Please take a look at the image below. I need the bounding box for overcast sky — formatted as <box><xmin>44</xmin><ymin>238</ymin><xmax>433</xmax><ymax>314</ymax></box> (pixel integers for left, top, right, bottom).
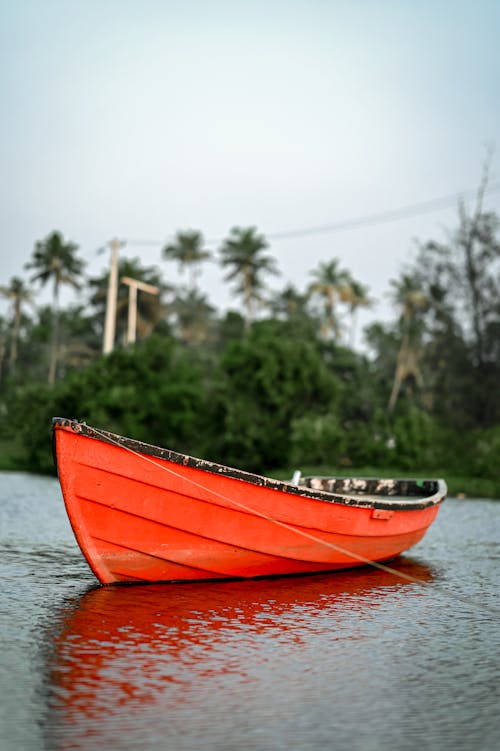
<box><xmin>1</xmin><ymin>0</ymin><xmax>499</xmax><ymax>338</ymax></box>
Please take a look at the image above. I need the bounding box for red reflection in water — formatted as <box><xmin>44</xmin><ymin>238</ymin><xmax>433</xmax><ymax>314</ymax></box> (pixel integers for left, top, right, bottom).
<box><xmin>47</xmin><ymin>560</ymin><xmax>434</xmax><ymax>746</ymax></box>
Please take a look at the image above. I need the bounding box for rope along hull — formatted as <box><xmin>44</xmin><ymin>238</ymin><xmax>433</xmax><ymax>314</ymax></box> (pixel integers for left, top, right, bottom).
<box><xmin>52</xmin><ymin>418</ymin><xmax>446</xmax><ymax>585</ymax></box>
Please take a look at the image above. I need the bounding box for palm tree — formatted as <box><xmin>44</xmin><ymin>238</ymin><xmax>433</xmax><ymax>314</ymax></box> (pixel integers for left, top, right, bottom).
<box><xmin>55</xmin><ymin>305</ymin><xmax>102</xmax><ymax>374</ymax></box>
<box><xmin>0</xmin><ymin>276</ymin><xmax>33</xmax><ymax>377</ymax></box>
<box><xmin>387</xmin><ymin>273</ymin><xmax>428</xmax><ymax>412</ymax></box>
<box><xmin>342</xmin><ymin>277</ymin><xmax>374</xmax><ymax>348</ymax></box>
<box><xmin>170</xmin><ymin>288</ymin><xmax>217</xmax><ymax>345</ymax></box>
<box><xmin>269</xmin><ymin>284</ymin><xmax>308</xmax><ymax>320</ymax></box>
<box><xmin>219</xmin><ymin>227</ymin><xmax>280</xmax><ymax>326</ymax></box>
<box><xmin>25</xmin><ymin>231</ymin><xmax>84</xmax><ymax>385</ymax></box>
<box><xmin>307</xmin><ymin>259</ymin><xmax>351</xmax><ymax>340</ymax></box>
<box><xmin>162</xmin><ymin>230</ymin><xmax>211</xmax><ymax>291</ymax></box>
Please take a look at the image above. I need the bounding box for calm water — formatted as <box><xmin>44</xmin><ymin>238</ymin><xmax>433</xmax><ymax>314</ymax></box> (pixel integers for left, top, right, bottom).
<box><xmin>0</xmin><ymin>472</ymin><xmax>498</xmax><ymax>751</ymax></box>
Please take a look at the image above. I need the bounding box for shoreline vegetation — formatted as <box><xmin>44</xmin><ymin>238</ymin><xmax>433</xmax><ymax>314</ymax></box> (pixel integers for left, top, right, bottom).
<box><xmin>1</xmin><ymin>174</ymin><xmax>499</xmax><ymax>499</ymax></box>
<box><xmin>0</xmin><ymin>438</ymin><xmax>498</xmax><ymax>501</ymax></box>
<box><xmin>0</xmin><ymin>459</ymin><xmax>497</xmax><ymax>502</ymax></box>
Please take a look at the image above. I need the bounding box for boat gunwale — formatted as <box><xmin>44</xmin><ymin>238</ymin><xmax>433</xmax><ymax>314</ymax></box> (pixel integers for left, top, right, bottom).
<box><xmin>52</xmin><ymin>417</ymin><xmax>447</xmax><ymax>511</ymax></box>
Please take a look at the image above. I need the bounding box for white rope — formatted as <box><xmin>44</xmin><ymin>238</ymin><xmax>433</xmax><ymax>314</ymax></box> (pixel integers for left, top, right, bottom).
<box><xmin>79</xmin><ymin>425</ymin><xmax>499</xmax><ymax>614</ymax></box>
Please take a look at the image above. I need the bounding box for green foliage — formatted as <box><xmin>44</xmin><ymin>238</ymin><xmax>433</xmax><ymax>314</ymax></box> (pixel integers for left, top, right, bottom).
<box><xmin>170</xmin><ymin>288</ymin><xmax>217</xmax><ymax>345</ymax></box>
<box><xmin>469</xmin><ymin>424</ymin><xmax>500</xmax><ymax>481</ymax></box>
<box><xmin>219</xmin><ymin>226</ymin><xmax>280</xmax><ymax>323</ymax></box>
<box><xmin>307</xmin><ymin>258</ymin><xmax>352</xmax><ymax>340</ymax></box>
<box><xmin>209</xmin><ymin>320</ymin><xmax>341</xmax><ymax>471</ymax></box>
<box><xmin>215</xmin><ymin>310</ymin><xmax>246</xmax><ymax>347</ymax></box>
<box><xmin>24</xmin><ymin>231</ymin><xmax>85</xmax><ymax>385</ymax></box>
<box><xmin>65</xmin><ymin>336</ymin><xmax>206</xmax><ymax>452</ymax></box>
<box><xmin>342</xmin><ymin>410</ymin><xmax>394</xmax><ymax>468</ymax></box>
<box><xmin>162</xmin><ymin>230</ymin><xmax>211</xmax><ymax>292</ymax></box>
<box><xmin>413</xmin><ymin>199</ymin><xmax>500</xmax><ymax>428</ymax></box>
<box><xmin>289</xmin><ymin>413</ymin><xmax>346</xmax><ymax>467</ymax></box>
<box><xmin>1</xmin><ymin>205</ymin><xmax>500</xmax><ymax>496</ymax></box>
<box><xmin>25</xmin><ymin>231</ymin><xmax>84</xmax><ymax>290</ymax></box>
<box><xmin>7</xmin><ymin>383</ymin><xmax>59</xmax><ymax>473</ymax></box>
<box><xmin>390</xmin><ymin>407</ymin><xmax>445</xmax><ymax>470</ymax></box>
<box><xmin>5</xmin><ymin>336</ymin><xmax>207</xmax><ymax>473</ymax></box>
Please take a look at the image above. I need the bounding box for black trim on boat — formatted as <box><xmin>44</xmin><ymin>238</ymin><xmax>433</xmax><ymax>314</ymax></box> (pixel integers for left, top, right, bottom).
<box><xmin>52</xmin><ymin>418</ymin><xmax>447</xmax><ymax>511</ymax></box>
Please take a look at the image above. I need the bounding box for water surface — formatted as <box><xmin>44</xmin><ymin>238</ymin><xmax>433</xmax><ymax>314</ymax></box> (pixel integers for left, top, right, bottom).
<box><xmin>0</xmin><ymin>472</ymin><xmax>498</xmax><ymax>750</ymax></box>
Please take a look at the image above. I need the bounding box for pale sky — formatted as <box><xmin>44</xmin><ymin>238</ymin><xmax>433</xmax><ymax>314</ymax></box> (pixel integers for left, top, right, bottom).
<box><xmin>1</xmin><ymin>0</ymin><xmax>499</xmax><ymax>338</ymax></box>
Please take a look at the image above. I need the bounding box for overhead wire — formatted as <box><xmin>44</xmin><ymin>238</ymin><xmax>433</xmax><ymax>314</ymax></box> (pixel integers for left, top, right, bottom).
<box><xmin>119</xmin><ymin>180</ymin><xmax>500</xmax><ymax>249</ymax></box>
<box><xmin>265</xmin><ymin>181</ymin><xmax>500</xmax><ymax>240</ymax></box>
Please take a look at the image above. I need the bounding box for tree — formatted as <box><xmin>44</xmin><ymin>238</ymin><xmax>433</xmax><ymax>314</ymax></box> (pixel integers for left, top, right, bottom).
<box><xmin>0</xmin><ymin>276</ymin><xmax>33</xmax><ymax>377</ymax></box>
<box><xmin>162</xmin><ymin>230</ymin><xmax>211</xmax><ymax>292</ymax></box>
<box><xmin>307</xmin><ymin>259</ymin><xmax>351</xmax><ymax>340</ymax></box>
<box><xmin>418</xmin><ymin>189</ymin><xmax>500</xmax><ymax>366</ymax></box>
<box><xmin>342</xmin><ymin>277</ymin><xmax>374</xmax><ymax>348</ymax></box>
<box><xmin>170</xmin><ymin>288</ymin><xmax>217</xmax><ymax>345</ymax></box>
<box><xmin>268</xmin><ymin>284</ymin><xmax>318</xmax><ymax>338</ymax></box>
<box><xmin>413</xmin><ymin>160</ymin><xmax>500</xmax><ymax>426</ymax></box>
<box><xmin>455</xmin><ymin>155</ymin><xmax>500</xmax><ymax>368</ymax></box>
<box><xmin>0</xmin><ymin>316</ymin><xmax>7</xmax><ymax>383</ymax></box>
<box><xmin>364</xmin><ymin>321</ymin><xmax>400</xmax><ymax>394</ymax></box>
<box><xmin>25</xmin><ymin>231</ymin><xmax>84</xmax><ymax>385</ymax></box>
<box><xmin>209</xmin><ymin>320</ymin><xmax>341</xmax><ymax>471</ymax></box>
<box><xmin>219</xmin><ymin>227</ymin><xmax>280</xmax><ymax>326</ymax></box>
<box><xmin>55</xmin><ymin>305</ymin><xmax>102</xmax><ymax>374</ymax></box>
<box><xmin>269</xmin><ymin>283</ymin><xmax>309</xmax><ymax>319</ymax></box>
<box><xmin>387</xmin><ymin>272</ymin><xmax>428</xmax><ymax>413</ymax></box>
<box><xmin>8</xmin><ymin>335</ymin><xmax>209</xmax><ymax>472</ymax></box>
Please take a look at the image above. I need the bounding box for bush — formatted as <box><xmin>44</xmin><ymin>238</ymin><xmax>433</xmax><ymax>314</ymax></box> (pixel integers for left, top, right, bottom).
<box><xmin>289</xmin><ymin>413</ymin><xmax>346</xmax><ymax>467</ymax></box>
<box><xmin>391</xmin><ymin>407</ymin><xmax>444</xmax><ymax>470</ymax></box>
<box><xmin>470</xmin><ymin>425</ymin><xmax>500</xmax><ymax>481</ymax></box>
<box><xmin>210</xmin><ymin>321</ymin><xmax>342</xmax><ymax>471</ymax></box>
<box><xmin>6</xmin><ymin>336</ymin><xmax>209</xmax><ymax>472</ymax></box>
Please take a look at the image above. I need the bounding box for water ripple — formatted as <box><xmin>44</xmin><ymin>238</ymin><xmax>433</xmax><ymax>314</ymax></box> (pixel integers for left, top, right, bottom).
<box><xmin>0</xmin><ymin>475</ymin><xmax>499</xmax><ymax>751</ymax></box>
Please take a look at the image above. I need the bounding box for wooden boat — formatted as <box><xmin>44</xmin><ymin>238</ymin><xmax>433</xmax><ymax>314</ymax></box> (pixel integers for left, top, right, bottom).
<box><xmin>52</xmin><ymin>418</ymin><xmax>447</xmax><ymax>585</ymax></box>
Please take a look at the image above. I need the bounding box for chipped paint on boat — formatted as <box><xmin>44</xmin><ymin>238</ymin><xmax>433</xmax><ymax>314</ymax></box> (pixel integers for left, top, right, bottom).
<box><xmin>52</xmin><ymin>418</ymin><xmax>447</xmax><ymax>585</ymax></box>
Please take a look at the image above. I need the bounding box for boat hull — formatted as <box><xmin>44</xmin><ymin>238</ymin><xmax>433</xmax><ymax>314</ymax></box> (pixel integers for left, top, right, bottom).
<box><xmin>52</xmin><ymin>419</ymin><xmax>446</xmax><ymax>585</ymax></box>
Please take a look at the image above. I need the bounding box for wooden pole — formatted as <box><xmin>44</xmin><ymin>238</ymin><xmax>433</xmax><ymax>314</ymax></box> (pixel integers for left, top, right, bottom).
<box><xmin>127</xmin><ymin>284</ymin><xmax>137</xmax><ymax>344</ymax></box>
<box><xmin>121</xmin><ymin>276</ymin><xmax>159</xmax><ymax>345</ymax></box>
<box><xmin>103</xmin><ymin>238</ymin><xmax>125</xmax><ymax>354</ymax></box>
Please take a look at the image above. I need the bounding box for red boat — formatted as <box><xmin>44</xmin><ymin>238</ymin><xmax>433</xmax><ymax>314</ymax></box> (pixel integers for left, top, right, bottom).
<box><xmin>52</xmin><ymin>417</ymin><xmax>447</xmax><ymax>585</ymax></box>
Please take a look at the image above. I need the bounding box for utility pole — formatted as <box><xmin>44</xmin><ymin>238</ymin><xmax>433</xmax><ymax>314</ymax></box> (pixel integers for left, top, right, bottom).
<box><xmin>121</xmin><ymin>276</ymin><xmax>160</xmax><ymax>345</ymax></box>
<box><xmin>103</xmin><ymin>238</ymin><xmax>126</xmax><ymax>354</ymax></box>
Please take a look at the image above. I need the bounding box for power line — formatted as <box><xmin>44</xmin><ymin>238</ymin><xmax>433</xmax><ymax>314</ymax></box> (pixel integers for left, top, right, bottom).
<box><xmin>119</xmin><ymin>180</ymin><xmax>500</xmax><ymax>249</ymax></box>
<box><xmin>266</xmin><ymin>181</ymin><xmax>500</xmax><ymax>240</ymax></box>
